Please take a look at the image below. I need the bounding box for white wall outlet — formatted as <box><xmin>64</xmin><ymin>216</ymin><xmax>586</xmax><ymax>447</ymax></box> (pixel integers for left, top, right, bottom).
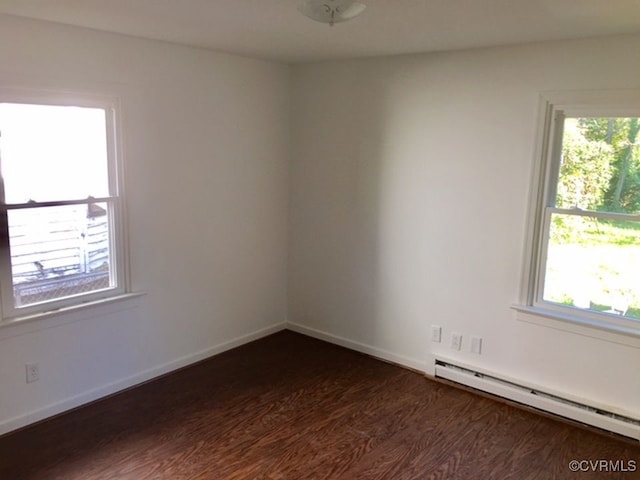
<box><xmin>25</xmin><ymin>363</ymin><xmax>39</xmax><ymax>383</ymax></box>
<box><xmin>430</xmin><ymin>325</ymin><xmax>442</xmax><ymax>343</ymax></box>
<box><xmin>451</xmin><ymin>332</ymin><xmax>462</xmax><ymax>351</ymax></box>
<box><xmin>471</xmin><ymin>336</ymin><xmax>483</xmax><ymax>354</ymax></box>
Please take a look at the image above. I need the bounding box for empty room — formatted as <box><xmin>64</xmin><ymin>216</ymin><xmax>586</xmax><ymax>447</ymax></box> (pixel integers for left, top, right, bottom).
<box><xmin>0</xmin><ymin>1</ymin><xmax>639</xmax><ymax>478</ymax></box>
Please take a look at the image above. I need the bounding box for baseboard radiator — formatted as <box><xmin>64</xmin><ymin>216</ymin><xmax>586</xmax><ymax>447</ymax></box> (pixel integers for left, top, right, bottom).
<box><xmin>434</xmin><ymin>360</ymin><xmax>640</xmax><ymax>442</ymax></box>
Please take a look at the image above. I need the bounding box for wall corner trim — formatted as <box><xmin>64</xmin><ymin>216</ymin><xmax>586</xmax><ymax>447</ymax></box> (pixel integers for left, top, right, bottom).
<box><xmin>286</xmin><ymin>321</ymin><xmax>426</xmax><ymax>373</ymax></box>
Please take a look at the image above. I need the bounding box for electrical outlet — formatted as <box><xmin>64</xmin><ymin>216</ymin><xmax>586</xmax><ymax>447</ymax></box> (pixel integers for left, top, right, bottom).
<box><xmin>430</xmin><ymin>325</ymin><xmax>442</xmax><ymax>343</ymax></box>
<box><xmin>471</xmin><ymin>336</ymin><xmax>483</xmax><ymax>354</ymax></box>
<box><xmin>25</xmin><ymin>363</ymin><xmax>39</xmax><ymax>383</ymax></box>
<box><xmin>450</xmin><ymin>332</ymin><xmax>462</xmax><ymax>351</ymax></box>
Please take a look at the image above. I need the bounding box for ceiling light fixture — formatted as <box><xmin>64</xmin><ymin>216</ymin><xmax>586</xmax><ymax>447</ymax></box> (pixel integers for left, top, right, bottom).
<box><xmin>298</xmin><ymin>0</ymin><xmax>366</xmax><ymax>27</ymax></box>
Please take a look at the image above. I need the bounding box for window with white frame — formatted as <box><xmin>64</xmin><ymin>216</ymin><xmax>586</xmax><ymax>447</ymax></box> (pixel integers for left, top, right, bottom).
<box><xmin>0</xmin><ymin>93</ymin><xmax>126</xmax><ymax>319</ymax></box>
<box><xmin>523</xmin><ymin>91</ymin><xmax>640</xmax><ymax>333</ymax></box>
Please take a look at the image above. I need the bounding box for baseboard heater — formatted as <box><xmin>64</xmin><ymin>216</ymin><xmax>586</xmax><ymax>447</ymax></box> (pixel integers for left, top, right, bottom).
<box><xmin>434</xmin><ymin>360</ymin><xmax>640</xmax><ymax>442</ymax></box>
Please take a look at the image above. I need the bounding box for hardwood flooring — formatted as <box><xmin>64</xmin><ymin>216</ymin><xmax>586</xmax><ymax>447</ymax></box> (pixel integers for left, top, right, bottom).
<box><xmin>0</xmin><ymin>330</ymin><xmax>637</xmax><ymax>479</ymax></box>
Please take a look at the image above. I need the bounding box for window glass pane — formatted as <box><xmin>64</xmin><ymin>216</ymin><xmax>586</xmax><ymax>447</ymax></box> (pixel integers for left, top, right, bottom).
<box><xmin>8</xmin><ymin>203</ymin><xmax>113</xmax><ymax>308</ymax></box>
<box><xmin>0</xmin><ymin>103</ymin><xmax>110</xmax><ymax>203</ymax></box>
<box><xmin>544</xmin><ymin>213</ymin><xmax>640</xmax><ymax>320</ymax></box>
<box><xmin>557</xmin><ymin>117</ymin><xmax>640</xmax><ymax>214</ymax></box>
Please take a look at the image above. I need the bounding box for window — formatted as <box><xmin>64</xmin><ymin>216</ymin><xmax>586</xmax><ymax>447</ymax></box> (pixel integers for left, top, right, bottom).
<box><xmin>522</xmin><ymin>91</ymin><xmax>640</xmax><ymax>334</ymax></box>
<box><xmin>0</xmin><ymin>93</ymin><xmax>126</xmax><ymax>319</ymax></box>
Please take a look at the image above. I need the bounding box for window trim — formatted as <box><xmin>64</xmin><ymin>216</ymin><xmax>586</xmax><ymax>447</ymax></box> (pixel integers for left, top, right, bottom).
<box><xmin>0</xmin><ymin>89</ymin><xmax>129</xmax><ymax>321</ymax></box>
<box><xmin>517</xmin><ymin>90</ymin><xmax>640</xmax><ymax>337</ymax></box>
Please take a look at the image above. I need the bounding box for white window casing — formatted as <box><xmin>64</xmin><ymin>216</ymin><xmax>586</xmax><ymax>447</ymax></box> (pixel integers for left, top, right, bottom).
<box><xmin>515</xmin><ymin>90</ymin><xmax>640</xmax><ymax>340</ymax></box>
<box><xmin>0</xmin><ymin>88</ymin><xmax>129</xmax><ymax>321</ymax></box>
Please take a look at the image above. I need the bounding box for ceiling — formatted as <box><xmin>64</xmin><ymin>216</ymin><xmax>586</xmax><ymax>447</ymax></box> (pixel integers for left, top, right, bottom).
<box><xmin>1</xmin><ymin>0</ymin><xmax>640</xmax><ymax>63</ymax></box>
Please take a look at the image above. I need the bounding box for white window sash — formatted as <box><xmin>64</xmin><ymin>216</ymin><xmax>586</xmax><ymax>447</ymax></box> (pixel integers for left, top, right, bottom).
<box><xmin>0</xmin><ymin>93</ymin><xmax>127</xmax><ymax>321</ymax></box>
<box><xmin>520</xmin><ymin>90</ymin><xmax>640</xmax><ymax>335</ymax></box>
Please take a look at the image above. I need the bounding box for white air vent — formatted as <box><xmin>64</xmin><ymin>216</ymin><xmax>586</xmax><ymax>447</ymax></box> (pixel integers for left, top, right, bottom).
<box><xmin>435</xmin><ymin>360</ymin><xmax>640</xmax><ymax>441</ymax></box>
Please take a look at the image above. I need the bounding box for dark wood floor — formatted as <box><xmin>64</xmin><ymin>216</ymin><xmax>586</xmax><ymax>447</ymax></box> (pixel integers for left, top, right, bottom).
<box><xmin>0</xmin><ymin>330</ymin><xmax>637</xmax><ymax>479</ymax></box>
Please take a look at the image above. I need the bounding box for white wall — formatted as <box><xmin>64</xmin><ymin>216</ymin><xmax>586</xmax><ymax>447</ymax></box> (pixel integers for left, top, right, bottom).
<box><xmin>1</xmin><ymin>13</ymin><xmax>638</xmax><ymax>436</ymax></box>
<box><xmin>0</xmin><ymin>15</ymin><xmax>290</xmax><ymax>434</ymax></box>
<box><xmin>289</xmin><ymin>35</ymin><xmax>640</xmax><ymax>417</ymax></box>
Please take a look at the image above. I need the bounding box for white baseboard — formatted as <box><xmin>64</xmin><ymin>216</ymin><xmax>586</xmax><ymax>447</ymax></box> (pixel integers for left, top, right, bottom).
<box><xmin>287</xmin><ymin>321</ymin><xmax>426</xmax><ymax>372</ymax></box>
<box><xmin>434</xmin><ymin>360</ymin><xmax>640</xmax><ymax>441</ymax></box>
<box><xmin>0</xmin><ymin>321</ymin><xmax>286</xmax><ymax>436</ymax></box>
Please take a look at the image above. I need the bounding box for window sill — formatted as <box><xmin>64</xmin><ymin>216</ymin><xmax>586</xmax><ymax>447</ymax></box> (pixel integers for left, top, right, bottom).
<box><xmin>0</xmin><ymin>292</ymin><xmax>146</xmax><ymax>339</ymax></box>
<box><xmin>512</xmin><ymin>304</ymin><xmax>640</xmax><ymax>348</ymax></box>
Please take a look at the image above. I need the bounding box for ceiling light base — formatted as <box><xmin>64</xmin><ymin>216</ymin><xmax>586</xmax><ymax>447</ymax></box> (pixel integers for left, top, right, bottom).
<box><xmin>298</xmin><ymin>0</ymin><xmax>366</xmax><ymax>27</ymax></box>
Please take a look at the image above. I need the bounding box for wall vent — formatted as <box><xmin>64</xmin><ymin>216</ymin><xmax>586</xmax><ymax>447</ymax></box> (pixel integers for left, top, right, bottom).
<box><xmin>435</xmin><ymin>360</ymin><xmax>640</xmax><ymax>442</ymax></box>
